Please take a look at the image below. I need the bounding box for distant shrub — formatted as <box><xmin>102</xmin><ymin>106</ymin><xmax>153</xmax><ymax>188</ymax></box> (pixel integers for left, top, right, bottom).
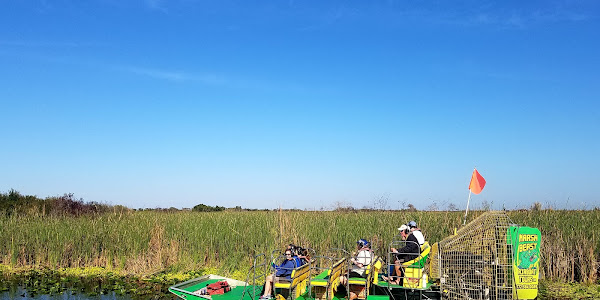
<box><xmin>0</xmin><ymin>190</ymin><xmax>113</xmax><ymax>217</ymax></box>
<box><xmin>0</xmin><ymin>189</ymin><xmax>44</xmax><ymax>215</ymax></box>
<box><xmin>406</xmin><ymin>203</ymin><xmax>418</xmax><ymax>212</ymax></box>
<box><xmin>192</xmin><ymin>203</ymin><xmax>225</xmax><ymax>212</ymax></box>
<box><xmin>531</xmin><ymin>202</ymin><xmax>543</xmax><ymax>211</ymax></box>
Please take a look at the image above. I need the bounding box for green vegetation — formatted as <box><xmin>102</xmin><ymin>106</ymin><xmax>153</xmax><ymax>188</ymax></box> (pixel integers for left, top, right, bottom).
<box><xmin>192</xmin><ymin>203</ymin><xmax>226</xmax><ymax>212</ymax></box>
<box><xmin>1</xmin><ymin>190</ymin><xmax>598</xmax><ymax>299</ymax></box>
<box><xmin>0</xmin><ymin>189</ymin><xmax>118</xmax><ymax>217</ymax></box>
<box><xmin>539</xmin><ymin>280</ymin><xmax>600</xmax><ymax>299</ymax></box>
<box><xmin>0</xmin><ymin>265</ymin><xmax>207</xmax><ymax>298</ymax></box>
<box><xmin>0</xmin><ymin>208</ymin><xmax>598</xmax><ymax>284</ymax></box>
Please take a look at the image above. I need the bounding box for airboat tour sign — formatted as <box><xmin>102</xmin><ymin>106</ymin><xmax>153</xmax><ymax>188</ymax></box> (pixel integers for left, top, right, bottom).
<box><xmin>510</xmin><ymin>226</ymin><xmax>541</xmax><ymax>299</ymax></box>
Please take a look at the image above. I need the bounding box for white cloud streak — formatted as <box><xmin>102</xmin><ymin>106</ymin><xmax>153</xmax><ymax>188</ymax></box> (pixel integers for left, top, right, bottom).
<box><xmin>425</xmin><ymin>4</ymin><xmax>590</xmax><ymax>28</ymax></box>
<box><xmin>118</xmin><ymin>66</ymin><xmax>226</xmax><ymax>85</ymax></box>
<box><xmin>116</xmin><ymin>65</ymin><xmax>306</xmax><ymax>93</ymax></box>
<box><xmin>0</xmin><ymin>40</ymin><xmax>102</xmax><ymax>48</ymax></box>
<box><xmin>145</xmin><ymin>0</ymin><xmax>168</xmax><ymax>13</ymax></box>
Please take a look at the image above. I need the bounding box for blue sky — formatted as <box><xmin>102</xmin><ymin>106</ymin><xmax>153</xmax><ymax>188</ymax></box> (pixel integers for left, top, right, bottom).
<box><xmin>1</xmin><ymin>0</ymin><xmax>599</xmax><ymax>210</ymax></box>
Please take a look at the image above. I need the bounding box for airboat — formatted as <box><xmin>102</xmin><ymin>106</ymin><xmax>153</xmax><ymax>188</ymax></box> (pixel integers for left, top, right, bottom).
<box><xmin>169</xmin><ymin>211</ymin><xmax>541</xmax><ymax>300</ymax></box>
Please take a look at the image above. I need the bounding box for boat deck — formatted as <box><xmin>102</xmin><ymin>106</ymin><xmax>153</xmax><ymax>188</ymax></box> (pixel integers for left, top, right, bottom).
<box><xmin>170</xmin><ymin>275</ymin><xmax>441</xmax><ymax>300</ymax></box>
<box><xmin>169</xmin><ymin>276</ymin><xmax>264</xmax><ymax>300</ymax></box>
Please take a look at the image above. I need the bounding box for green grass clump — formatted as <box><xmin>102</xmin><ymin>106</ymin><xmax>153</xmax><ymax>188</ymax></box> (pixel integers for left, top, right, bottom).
<box><xmin>539</xmin><ymin>280</ymin><xmax>600</xmax><ymax>299</ymax></box>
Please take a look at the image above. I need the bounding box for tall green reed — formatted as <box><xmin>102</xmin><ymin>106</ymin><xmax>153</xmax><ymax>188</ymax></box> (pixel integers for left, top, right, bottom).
<box><xmin>0</xmin><ymin>210</ymin><xmax>597</xmax><ymax>283</ymax></box>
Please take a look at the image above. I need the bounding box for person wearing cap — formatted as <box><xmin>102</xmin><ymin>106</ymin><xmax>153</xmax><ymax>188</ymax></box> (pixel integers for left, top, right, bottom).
<box><xmin>383</xmin><ymin>224</ymin><xmax>420</xmax><ymax>285</ymax></box>
<box><xmin>407</xmin><ymin>220</ymin><xmax>425</xmax><ymax>246</ymax></box>
<box><xmin>339</xmin><ymin>239</ymin><xmax>373</xmax><ymax>299</ymax></box>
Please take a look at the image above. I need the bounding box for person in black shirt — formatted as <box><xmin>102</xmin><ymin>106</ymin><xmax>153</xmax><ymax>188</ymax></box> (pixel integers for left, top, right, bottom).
<box><xmin>384</xmin><ymin>224</ymin><xmax>420</xmax><ymax>285</ymax></box>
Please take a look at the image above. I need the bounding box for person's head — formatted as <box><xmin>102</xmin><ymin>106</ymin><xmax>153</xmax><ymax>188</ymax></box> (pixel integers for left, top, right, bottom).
<box><xmin>398</xmin><ymin>224</ymin><xmax>410</xmax><ymax>240</ymax></box>
<box><xmin>408</xmin><ymin>220</ymin><xmax>418</xmax><ymax>231</ymax></box>
<box><xmin>357</xmin><ymin>239</ymin><xmax>370</xmax><ymax>249</ymax></box>
<box><xmin>284</xmin><ymin>250</ymin><xmax>293</xmax><ymax>260</ymax></box>
<box><xmin>287</xmin><ymin>244</ymin><xmax>297</xmax><ymax>254</ymax></box>
<box><xmin>300</xmin><ymin>248</ymin><xmax>309</xmax><ymax>258</ymax></box>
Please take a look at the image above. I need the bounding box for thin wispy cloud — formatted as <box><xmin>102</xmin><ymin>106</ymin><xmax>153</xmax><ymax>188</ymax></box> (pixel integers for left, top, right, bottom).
<box><xmin>118</xmin><ymin>66</ymin><xmax>226</xmax><ymax>85</ymax></box>
<box><xmin>0</xmin><ymin>45</ymin><xmax>298</xmax><ymax>92</ymax></box>
<box><xmin>298</xmin><ymin>5</ymin><xmax>356</xmax><ymax>31</ymax></box>
<box><xmin>337</xmin><ymin>1</ymin><xmax>592</xmax><ymax>29</ymax></box>
<box><xmin>145</xmin><ymin>0</ymin><xmax>168</xmax><ymax>13</ymax></box>
<box><xmin>0</xmin><ymin>40</ymin><xmax>102</xmax><ymax>48</ymax></box>
<box><xmin>435</xmin><ymin>4</ymin><xmax>590</xmax><ymax>28</ymax></box>
<box><xmin>116</xmin><ymin>65</ymin><xmax>307</xmax><ymax>93</ymax></box>
<box><xmin>531</xmin><ymin>10</ymin><xmax>588</xmax><ymax>23</ymax></box>
<box><xmin>467</xmin><ymin>10</ymin><xmax>588</xmax><ymax>28</ymax></box>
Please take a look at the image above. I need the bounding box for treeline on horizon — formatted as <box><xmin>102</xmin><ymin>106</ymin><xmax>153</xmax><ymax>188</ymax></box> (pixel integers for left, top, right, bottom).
<box><xmin>0</xmin><ymin>190</ymin><xmax>426</xmax><ymax>215</ymax></box>
<box><xmin>2</xmin><ymin>190</ymin><xmax>597</xmax><ymax>216</ymax></box>
<box><xmin>0</xmin><ymin>190</ymin><xmax>271</xmax><ymax>216</ymax></box>
<box><xmin>0</xmin><ymin>190</ymin><xmax>118</xmax><ymax>216</ymax></box>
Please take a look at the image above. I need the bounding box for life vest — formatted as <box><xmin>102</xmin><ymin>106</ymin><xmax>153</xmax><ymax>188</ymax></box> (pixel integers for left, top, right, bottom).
<box><xmin>206</xmin><ymin>281</ymin><xmax>231</xmax><ymax>295</ymax></box>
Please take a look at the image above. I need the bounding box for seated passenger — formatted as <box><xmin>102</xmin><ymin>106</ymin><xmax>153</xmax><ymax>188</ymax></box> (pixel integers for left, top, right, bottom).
<box><xmin>296</xmin><ymin>247</ymin><xmax>311</xmax><ymax>265</ymax></box>
<box><xmin>287</xmin><ymin>244</ymin><xmax>304</xmax><ymax>266</ymax></box>
<box><xmin>383</xmin><ymin>225</ymin><xmax>420</xmax><ymax>285</ymax></box>
<box><xmin>408</xmin><ymin>220</ymin><xmax>425</xmax><ymax>246</ymax></box>
<box><xmin>339</xmin><ymin>239</ymin><xmax>373</xmax><ymax>300</ymax></box>
<box><xmin>260</xmin><ymin>249</ymin><xmax>296</xmax><ymax>300</ymax></box>
<box><xmin>287</xmin><ymin>243</ymin><xmax>296</xmax><ymax>252</ymax></box>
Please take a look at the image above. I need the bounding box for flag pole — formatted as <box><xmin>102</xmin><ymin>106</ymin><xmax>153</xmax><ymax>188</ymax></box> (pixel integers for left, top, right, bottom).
<box><xmin>463</xmin><ymin>189</ymin><xmax>472</xmax><ymax>225</ymax></box>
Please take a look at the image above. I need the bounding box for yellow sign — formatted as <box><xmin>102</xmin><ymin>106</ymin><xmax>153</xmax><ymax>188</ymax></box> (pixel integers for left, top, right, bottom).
<box><xmin>511</xmin><ymin>227</ymin><xmax>541</xmax><ymax>300</ymax></box>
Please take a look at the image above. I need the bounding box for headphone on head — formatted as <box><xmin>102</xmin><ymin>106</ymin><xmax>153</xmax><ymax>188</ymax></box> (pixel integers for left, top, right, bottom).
<box><xmin>401</xmin><ymin>225</ymin><xmax>410</xmax><ymax>234</ymax></box>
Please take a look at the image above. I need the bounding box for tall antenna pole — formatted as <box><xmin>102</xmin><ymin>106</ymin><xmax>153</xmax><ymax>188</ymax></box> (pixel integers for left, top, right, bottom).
<box><xmin>463</xmin><ymin>189</ymin><xmax>472</xmax><ymax>225</ymax></box>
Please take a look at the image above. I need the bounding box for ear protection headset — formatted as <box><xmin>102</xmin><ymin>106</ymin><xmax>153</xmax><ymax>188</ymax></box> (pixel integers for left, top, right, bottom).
<box><xmin>402</xmin><ymin>225</ymin><xmax>410</xmax><ymax>234</ymax></box>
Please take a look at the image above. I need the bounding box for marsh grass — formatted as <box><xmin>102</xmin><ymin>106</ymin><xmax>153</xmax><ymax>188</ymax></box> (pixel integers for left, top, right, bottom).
<box><xmin>0</xmin><ymin>210</ymin><xmax>598</xmax><ymax>283</ymax></box>
<box><xmin>539</xmin><ymin>279</ymin><xmax>600</xmax><ymax>299</ymax></box>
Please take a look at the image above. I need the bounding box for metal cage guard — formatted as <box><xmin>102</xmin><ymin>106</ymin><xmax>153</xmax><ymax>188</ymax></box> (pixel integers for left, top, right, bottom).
<box><xmin>242</xmin><ymin>253</ymin><xmax>268</xmax><ymax>300</ymax></box>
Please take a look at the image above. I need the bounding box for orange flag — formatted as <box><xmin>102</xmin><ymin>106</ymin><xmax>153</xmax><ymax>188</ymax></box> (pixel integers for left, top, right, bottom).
<box><xmin>468</xmin><ymin>169</ymin><xmax>486</xmax><ymax>194</ymax></box>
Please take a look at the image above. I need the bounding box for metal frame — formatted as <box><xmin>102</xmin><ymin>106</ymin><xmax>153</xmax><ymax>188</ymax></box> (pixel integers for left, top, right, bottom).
<box><xmin>384</xmin><ymin>239</ymin><xmax>422</xmax><ymax>289</ymax></box>
<box><xmin>435</xmin><ymin>211</ymin><xmax>514</xmax><ymax>300</ymax></box>
<box><xmin>242</xmin><ymin>253</ymin><xmax>268</xmax><ymax>300</ymax></box>
<box><xmin>346</xmin><ymin>246</ymin><xmax>376</xmax><ymax>300</ymax></box>
<box><xmin>307</xmin><ymin>248</ymin><xmax>349</xmax><ymax>300</ymax></box>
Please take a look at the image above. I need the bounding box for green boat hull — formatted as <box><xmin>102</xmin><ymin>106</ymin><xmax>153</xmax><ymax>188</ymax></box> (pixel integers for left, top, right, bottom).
<box><xmin>169</xmin><ymin>274</ymin><xmax>440</xmax><ymax>300</ymax></box>
<box><xmin>169</xmin><ymin>275</ymin><xmax>262</xmax><ymax>300</ymax></box>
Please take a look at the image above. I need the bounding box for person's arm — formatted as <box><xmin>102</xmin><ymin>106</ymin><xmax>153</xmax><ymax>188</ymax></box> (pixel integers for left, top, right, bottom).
<box><xmin>353</xmin><ymin>259</ymin><xmax>364</xmax><ymax>268</ymax></box>
<box><xmin>350</xmin><ymin>252</ymin><xmax>360</xmax><ymax>266</ymax></box>
<box><xmin>274</xmin><ymin>259</ymin><xmax>284</xmax><ymax>271</ymax></box>
<box><xmin>274</xmin><ymin>259</ymin><xmax>286</xmax><ymax>274</ymax></box>
<box><xmin>397</xmin><ymin>236</ymin><xmax>419</xmax><ymax>254</ymax></box>
<box><xmin>275</xmin><ymin>260</ymin><xmax>294</xmax><ymax>277</ymax></box>
<box><xmin>406</xmin><ymin>242</ymin><xmax>419</xmax><ymax>254</ymax></box>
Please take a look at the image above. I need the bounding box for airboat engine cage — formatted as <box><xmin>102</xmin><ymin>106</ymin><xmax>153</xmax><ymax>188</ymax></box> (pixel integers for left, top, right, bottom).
<box><xmin>429</xmin><ymin>211</ymin><xmax>541</xmax><ymax>300</ymax></box>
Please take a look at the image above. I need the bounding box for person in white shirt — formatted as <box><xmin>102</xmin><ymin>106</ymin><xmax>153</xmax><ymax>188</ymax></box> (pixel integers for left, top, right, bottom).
<box><xmin>340</xmin><ymin>239</ymin><xmax>373</xmax><ymax>300</ymax></box>
<box><xmin>408</xmin><ymin>220</ymin><xmax>425</xmax><ymax>245</ymax></box>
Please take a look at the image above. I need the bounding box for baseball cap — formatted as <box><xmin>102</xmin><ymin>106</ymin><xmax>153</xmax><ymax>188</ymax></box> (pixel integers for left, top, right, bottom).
<box><xmin>398</xmin><ymin>224</ymin><xmax>409</xmax><ymax>232</ymax></box>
